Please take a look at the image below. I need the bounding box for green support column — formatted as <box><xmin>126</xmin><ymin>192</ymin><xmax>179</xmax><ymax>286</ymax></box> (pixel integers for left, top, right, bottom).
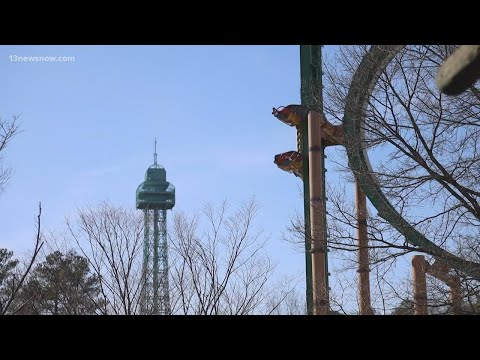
<box><xmin>300</xmin><ymin>45</ymin><xmax>325</xmax><ymax>315</ymax></box>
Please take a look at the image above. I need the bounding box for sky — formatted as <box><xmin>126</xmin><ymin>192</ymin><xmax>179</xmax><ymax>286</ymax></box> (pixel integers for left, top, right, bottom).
<box><xmin>0</xmin><ymin>45</ymin><xmax>340</xmax><ymax>282</ymax></box>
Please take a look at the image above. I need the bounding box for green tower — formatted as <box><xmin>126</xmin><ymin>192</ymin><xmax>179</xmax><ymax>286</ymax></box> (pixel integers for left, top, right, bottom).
<box><xmin>136</xmin><ymin>140</ymin><xmax>175</xmax><ymax>315</ymax></box>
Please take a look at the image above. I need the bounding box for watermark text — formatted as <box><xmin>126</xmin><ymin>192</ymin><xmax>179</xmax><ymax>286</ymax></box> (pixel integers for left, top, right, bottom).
<box><xmin>9</xmin><ymin>55</ymin><xmax>76</xmax><ymax>63</ymax></box>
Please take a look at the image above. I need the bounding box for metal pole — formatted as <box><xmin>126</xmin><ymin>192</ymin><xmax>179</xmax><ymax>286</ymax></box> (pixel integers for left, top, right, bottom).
<box><xmin>300</xmin><ymin>45</ymin><xmax>323</xmax><ymax>315</ymax></box>
<box><xmin>308</xmin><ymin>111</ymin><xmax>329</xmax><ymax>315</ymax></box>
<box><xmin>153</xmin><ymin>209</ymin><xmax>159</xmax><ymax>314</ymax></box>
<box><xmin>160</xmin><ymin>209</ymin><xmax>171</xmax><ymax>315</ymax></box>
<box><xmin>412</xmin><ymin>255</ymin><xmax>428</xmax><ymax>315</ymax></box>
<box><xmin>355</xmin><ymin>180</ymin><xmax>373</xmax><ymax>315</ymax></box>
<box><xmin>422</xmin><ymin>258</ymin><xmax>463</xmax><ymax>315</ymax></box>
<box><xmin>141</xmin><ymin>209</ymin><xmax>150</xmax><ymax>314</ymax></box>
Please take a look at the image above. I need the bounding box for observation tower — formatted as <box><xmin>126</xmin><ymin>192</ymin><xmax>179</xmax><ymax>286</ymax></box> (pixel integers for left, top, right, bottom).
<box><xmin>136</xmin><ymin>140</ymin><xmax>175</xmax><ymax>315</ymax></box>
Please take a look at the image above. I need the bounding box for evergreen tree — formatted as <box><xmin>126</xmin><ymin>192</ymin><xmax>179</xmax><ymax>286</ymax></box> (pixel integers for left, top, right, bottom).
<box><xmin>0</xmin><ymin>248</ymin><xmax>19</xmax><ymax>314</ymax></box>
<box><xmin>17</xmin><ymin>251</ymin><xmax>104</xmax><ymax>315</ymax></box>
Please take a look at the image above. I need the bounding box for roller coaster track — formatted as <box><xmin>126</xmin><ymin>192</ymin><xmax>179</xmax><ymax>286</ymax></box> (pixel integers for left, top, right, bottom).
<box><xmin>343</xmin><ymin>45</ymin><xmax>480</xmax><ymax>280</ymax></box>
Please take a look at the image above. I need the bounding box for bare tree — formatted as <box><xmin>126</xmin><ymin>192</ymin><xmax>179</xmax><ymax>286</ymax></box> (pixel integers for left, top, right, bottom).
<box><xmin>0</xmin><ymin>115</ymin><xmax>21</xmax><ymax>196</ymax></box>
<box><xmin>169</xmin><ymin>198</ymin><xmax>298</xmax><ymax>315</ymax></box>
<box><xmin>323</xmin><ymin>45</ymin><xmax>480</xmax><ymax>257</ymax></box>
<box><xmin>52</xmin><ymin>198</ymin><xmax>296</xmax><ymax>315</ymax></box>
<box><xmin>0</xmin><ymin>116</ymin><xmax>44</xmax><ymax>315</ymax></box>
<box><xmin>322</xmin><ymin>45</ymin><xmax>480</xmax><ymax>312</ymax></box>
<box><xmin>64</xmin><ymin>201</ymin><xmax>145</xmax><ymax>315</ymax></box>
<box><xmin>284</xmin><ymin>45</ymin><xmax>480</xmax><ymax>313</ymax></box>
<box><xmin>0</xmin><ymin>203</ymin><xmax>44</xmax><ymax>315</ymax></box>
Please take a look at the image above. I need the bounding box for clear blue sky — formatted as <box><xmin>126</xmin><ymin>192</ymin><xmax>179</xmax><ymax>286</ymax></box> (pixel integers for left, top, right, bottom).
<box><xmin>1</xmin><ymin>45</ymin><xmax>343</xmax><ymax>281</ymax></box>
